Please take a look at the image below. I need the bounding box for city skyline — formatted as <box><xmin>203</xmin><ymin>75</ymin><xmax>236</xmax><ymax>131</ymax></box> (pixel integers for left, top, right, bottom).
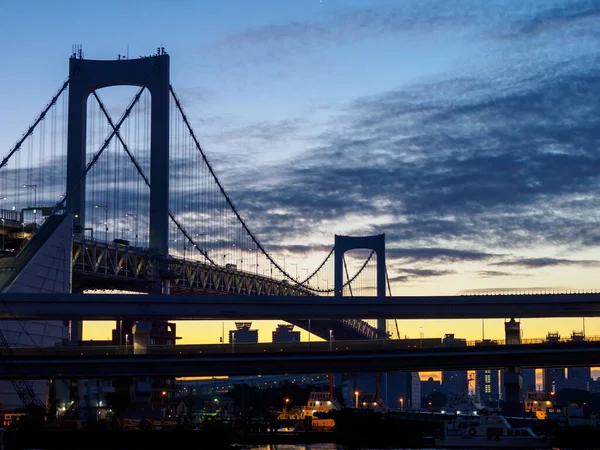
<box><xmin>1</xmin><ymin>0</ymin><xmax>600</xmax><ymax>344</ymax></box>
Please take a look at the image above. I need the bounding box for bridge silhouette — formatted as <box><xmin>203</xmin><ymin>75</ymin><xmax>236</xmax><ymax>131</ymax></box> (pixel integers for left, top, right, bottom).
<box><xmin>0</xmin><ymin>50</ymin><xmax>597</xmax><ymax>412</ymax></box>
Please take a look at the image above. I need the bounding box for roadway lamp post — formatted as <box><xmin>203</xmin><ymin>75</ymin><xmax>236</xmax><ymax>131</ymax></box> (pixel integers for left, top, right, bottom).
<box><xmin>95</xmin><ymin>205</ymin><xmax>108</xmax><ymax>241</ymax></box>
<box><xmin>301</xmin><ymin>268</ymin><xmax>309</xmax><ymax>285</ymax></box>
<box><xmin>354</xmin><ymin>391</ymin><xmax>359</xmax><ymax>409</ymax></box>
<box><xmin>1</xmin><ymin>218</ymin><xmax>4</xmax><ymax>254</ymax></box>
<box><xmin>125</xmin><ymin>334</ymin><xmax>129</xmax><ymax>354</ymax></box>
<box><xmin>290</xmin><ymin>263</ymin><xmax>298</xmax><ymax>281</ymax></box>
<box><xmin>125</xmin><ymin>213</ymin><xmax>138</xmax><ymax>246</ymax></box>
<box><xmin>329</xmin><ymin>329</ymin><xmax>333</xmax><ymax>351</ymax></box>
<box><xmin>23</xmin><ymin>184</ymin><xmax>37</xmax><ymax>224</ymax></box>
<box><xmin>231</xmin><ymin>332</ymin><xmax>236</xmax><ymax>354</ymax></box>
<box><xmin>400</xmin><ymin>397</ymin><xmax>404</xmax><ymax>411</ymax></box>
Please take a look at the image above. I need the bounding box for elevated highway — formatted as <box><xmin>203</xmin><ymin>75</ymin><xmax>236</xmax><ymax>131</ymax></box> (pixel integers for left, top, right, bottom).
<box><xmin>2</xmin><ymin>340</ymin><xmax>599</xmax><ymax>379</ymax></box>
<box><xmin>1</xmin><ymin>292</ymin><xmax>599</xmax><ymax>320</ymax></box>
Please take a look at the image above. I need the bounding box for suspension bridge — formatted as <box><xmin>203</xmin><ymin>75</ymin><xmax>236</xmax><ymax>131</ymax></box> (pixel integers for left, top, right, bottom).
<box><xmin>0</xmin><ymin>49</ymin><xmax>392</xmax><ymax>345</ymax></box>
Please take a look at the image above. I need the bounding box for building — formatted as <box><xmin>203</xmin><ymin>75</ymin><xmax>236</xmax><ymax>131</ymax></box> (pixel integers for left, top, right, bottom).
<box><xmin>474</xmin><ymin>340</ymin><xmax>500</xmax><ymax>407</ymax></box>
<box><xmin>476</xmin><ymin>369</ymin><xmax>500</xmax><ymax>407</ymax></box>
<box><xmin>110</xmin><ymin>320</ymin><xmax>180</xmax><ymax>416</ymax></box>
<box><xmin>272</xmin><ymin>324</ymin><xmax>300</xmax><ymax>343</ymax></box>
<box><xmin>542</xmin><ymin>332</ymin><xmax>566</xmax><ymax>395</ymax></box>
<box><xmin>566</xmin><ymin>332</ymin><xmax>591</xmax><ymax>391</ymax></box>
<box><xmin>421</xmin><ymin>377</ymin><xmax>442</xmax><ymax>398</ymax></box>
<box><xmin>521</xmin><ymin>369</ymin><xmax>536</xmax><ymax>400</ymax></box>
<box><xmin>441</xmin><ymin>334</ymin><xmax>469</xmax><ymax>398</ymax></box>
<box><xmin>175</xmin><ymin>394</ymin><xmax>234</xmax><ymax>416</ymax></box>
<box><xmin>523</xmin><ymin>391</ymin><xmax>553</xmax><ymax>419</ymax></box>
<box><xmin>230</xmin><ymin>322</ymin><xmax>258</xmax><ymax>344</ymax></box>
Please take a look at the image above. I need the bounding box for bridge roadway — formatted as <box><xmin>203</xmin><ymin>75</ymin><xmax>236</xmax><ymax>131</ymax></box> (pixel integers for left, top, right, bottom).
<box><xmin>1</xmin><ymin>340</ymin><xmax>598</xmax><ymax>379</ymax></box>
<box><xmin>0</xmin><ymin>292</ymin><xmax>599</xmax><ymax>320</ymax></box>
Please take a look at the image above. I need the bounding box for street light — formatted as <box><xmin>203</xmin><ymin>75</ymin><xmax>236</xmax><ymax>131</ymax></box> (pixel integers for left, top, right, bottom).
<box><xmin>329</xmin><ymin>329</ymin><xmax>333</xmax><ymax>351</ymax></box>
<box><xmin>400</xmin><ymin>397</ymin><xmax>404</xmax><ymax>411</ymax></box>
<box><xmin>354</xmin><ymin>391</ymin><xmax>359</xmax><ymax>409</ymax></box>
<box><xmin>23</xmin><ymin>184</ymin><xmax>37</xmax><ymax>224</ymax></box>
<box><xmin>95</xmin><ymin>205</ymin><xmax>108</xmax><ymax>241</ymax></box>
<box><xmin>231</xmin><ymin>332</ymin><xmax>236</xmax><ymax>353</ymax></box>
<box><xmin>125</xmin><ymin>334</ymin><xmax>129</xmax><ymax>354</ymax></box>
<box><xmin>420</xmin><ymin>326</ymin><xmax>423</xmax><ymax>348</ymax></box>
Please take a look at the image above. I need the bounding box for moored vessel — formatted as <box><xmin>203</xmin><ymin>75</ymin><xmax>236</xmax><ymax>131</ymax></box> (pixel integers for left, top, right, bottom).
<box><xmin>435</xmin><ymin>414</ymin><xmax>551</xmax><ymax>448</ymax></box>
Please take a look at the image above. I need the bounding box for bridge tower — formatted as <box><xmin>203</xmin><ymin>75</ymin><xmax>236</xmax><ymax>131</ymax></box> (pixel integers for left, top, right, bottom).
<box><xmin>66</xmin><ymin>54</ymin><xmax>170</xmax><ymax>278</ymax></box>
<box><xmin>334</xmin><ymin>234</ymin><xmax>386</xmax><ymax>334</ymax></box>
<box><xmin>334</xmin><ymin>234</ymin><xmax>388</xmax><ymax>405</ymax></box>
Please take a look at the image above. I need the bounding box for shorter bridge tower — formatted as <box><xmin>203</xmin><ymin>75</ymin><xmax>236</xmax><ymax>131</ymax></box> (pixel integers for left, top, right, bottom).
<box><xmin>334</xmin><ymin>234</ymin><xmax>386</xmax><ymax>335</ymax></box>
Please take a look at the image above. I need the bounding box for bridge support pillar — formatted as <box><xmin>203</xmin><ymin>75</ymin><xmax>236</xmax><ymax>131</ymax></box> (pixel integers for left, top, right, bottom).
<box><xmin>502</xmin><ymin>318</ymin><xmax>523</xmax><ymax>416</ymax></box>
<box><xmin>334</xmin><ymin>234</ymin><xmax>388</xmax><ymax>405</ymax></box>
<box><xmin>133</xmin><ymin>321</ymin><xmax>152</xmax><ymax>355</ymax></box>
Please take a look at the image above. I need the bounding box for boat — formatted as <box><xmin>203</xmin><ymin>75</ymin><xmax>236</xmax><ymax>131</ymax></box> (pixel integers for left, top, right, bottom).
<box><xmin>435</xmin><ymin>414</ymin><xmax>551</xmax><ymax>448</ymax></box>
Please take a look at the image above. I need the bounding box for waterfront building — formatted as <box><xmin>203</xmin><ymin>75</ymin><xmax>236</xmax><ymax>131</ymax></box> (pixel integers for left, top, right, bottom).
<box><xmin>272</xmin><ymin>324</ymin><xmax>300</xmax><ymax>343</ymax></box>
<box><xmin>230</xmin><ymin>322</ymin><xmax>258</xmax><ymax>344</ymax></box>
<box><xmin>441</xmin><ymin>334</ymin><xmax>469</xmax><ymax>398</ymax></box>
<box><xmin>566</xmin><ymin>332</ymin><xmax>591</xmax><ymax>391</ymax></box>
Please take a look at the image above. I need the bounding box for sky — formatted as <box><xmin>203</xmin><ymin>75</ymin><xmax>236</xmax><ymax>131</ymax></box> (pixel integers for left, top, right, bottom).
<box><xmin>1</xmin><ymin>0</ymin><xmax>600</xmax><ymax>349</ymax></box>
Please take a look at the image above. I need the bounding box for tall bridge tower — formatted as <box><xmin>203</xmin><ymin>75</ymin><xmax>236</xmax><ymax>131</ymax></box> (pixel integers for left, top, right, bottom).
<box><xmin>66</xmin><ymin>53</ymin><xmax>170</xmax><ymax>282</ymax></box>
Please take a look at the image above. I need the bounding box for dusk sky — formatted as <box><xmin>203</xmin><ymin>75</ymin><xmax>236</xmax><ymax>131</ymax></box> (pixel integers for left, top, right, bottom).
<box><xmin>1</xmin><ymin>0</ymin><xmax>600</xmax><ymax>347</ymax></box>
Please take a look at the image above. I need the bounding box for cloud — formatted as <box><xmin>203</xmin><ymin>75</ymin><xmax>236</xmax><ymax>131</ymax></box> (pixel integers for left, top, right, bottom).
<box><xmin>476</xmin><ymin>270</ymin><xmax>531</xmax><ymax>278</ymax></box>
<box><xmin>492</xmin><ymin>258</ymin><xmax>600</xmax><ymax>269</ymax></box>
<box><xmin>389</xmin><ymin>268</ymin><xmax>455</xmax><ymax>283</ymax></box>
<box><xmin>510</xmin><ymin>1</ymin><xmax>600</xmax><ymax>37</ymax></box>
<box><xmin>386</xmin><ymin>248</ymin><xmax>497</xmax><ymax>264</ymax></box>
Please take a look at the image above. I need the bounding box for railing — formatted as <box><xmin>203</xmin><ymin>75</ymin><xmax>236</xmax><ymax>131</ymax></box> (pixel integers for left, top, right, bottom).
<box><xmin>9</xmin><ymin>336</ymin><xmax>600</xmax><ymax>358</ymax></box>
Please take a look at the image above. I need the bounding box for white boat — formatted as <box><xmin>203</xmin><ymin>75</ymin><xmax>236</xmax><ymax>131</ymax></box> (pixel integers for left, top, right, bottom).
<box><xmin>435</xmin><ymin>414</ymin><xmax>550</xmax><ymax>448</ymax></box>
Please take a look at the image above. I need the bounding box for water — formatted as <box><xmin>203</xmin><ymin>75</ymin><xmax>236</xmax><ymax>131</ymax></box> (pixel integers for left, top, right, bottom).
<box><xmin>235</xmin><ymin>446</ymin><xmax>436</xmax><ymax>450</ymax></box>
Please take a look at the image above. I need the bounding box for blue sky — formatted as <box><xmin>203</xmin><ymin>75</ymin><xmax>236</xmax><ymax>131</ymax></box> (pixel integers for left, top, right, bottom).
<box><xmin>1</xmin><ymin>0</ymin><xmax>600</xmax><ymax>343</ymax></box>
